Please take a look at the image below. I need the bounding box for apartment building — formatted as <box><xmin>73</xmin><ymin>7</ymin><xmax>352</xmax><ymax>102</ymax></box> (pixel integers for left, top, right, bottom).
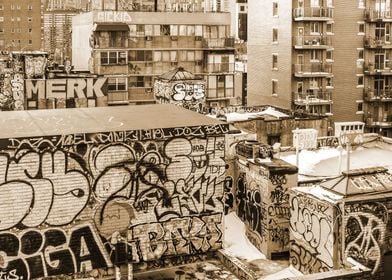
<box><xmin>0</xmin><ymin>0</ymin><xmax>42</xmax><ymax>51</ymax></box>
<box><xmin>229</xmin><ymin>0</ymin><xmax>247</xmax><ymax>41</ymax></box>
<box><xmin>362</xmin><ymin>0</ymin><xmax>392</xmax><ymax>137</ymax></box>
<box><xmin>72</xmin><ymin>1</ymin><xmax>236</xmax><ymax>106</ymax></box>
<box><xmin>43</xmin><ymin>0</ymin><xmax>89</xmax><ymax>63</ymax></box>
<box><xmin>249</xmin><ymin>0</ymin><xmax>392</xmax><ymax>137</ymax></box>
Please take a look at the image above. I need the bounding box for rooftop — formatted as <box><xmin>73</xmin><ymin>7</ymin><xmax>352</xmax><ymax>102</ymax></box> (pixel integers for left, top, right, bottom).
<box><xmin>157</xmin><ymin>67</ymin><xmax>203</xmax><ymax>82</ymax></box>
<box><xmin>0</xmin><ymin>104</ymin><xmax>226</xmax><ymax>139</ymax></box>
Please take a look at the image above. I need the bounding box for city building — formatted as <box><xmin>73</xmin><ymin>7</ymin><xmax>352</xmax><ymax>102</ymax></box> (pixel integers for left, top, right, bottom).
<box><xmin>229</xmin><ymin>0</ymin><xmax>247</xmax><ymax>41</ymax></box>
<box><xmin>0</xmin><ymin>0</ymin><xmax>42</xmax><ymax>51</ymax></box>
<box><xmin>72</xmin><ymin>1</ymin><xmax>236</xmax><ymax>107</ymax></box>
<box><xmin>248</xmin><ymin>0</ymin><xmax>392</xmax><ymax>138</ymax></box>
<box><xmin>42</xmin><ymin>0</ymin><xmax>89</xmax><ymax>63</ymax></box>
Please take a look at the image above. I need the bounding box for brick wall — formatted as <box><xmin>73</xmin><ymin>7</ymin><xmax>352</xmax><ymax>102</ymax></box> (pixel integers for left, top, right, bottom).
<box><xmin>0</xmin><ymin>124</ymin><xmax>228</xmax><ymax>279</ymax></box>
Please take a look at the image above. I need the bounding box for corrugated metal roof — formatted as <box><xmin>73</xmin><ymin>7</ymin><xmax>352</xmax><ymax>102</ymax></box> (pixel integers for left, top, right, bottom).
<box><xmin>0</xmin><ymin>104</ymin><xmax>226</xmax><ymax>139</ymax></box>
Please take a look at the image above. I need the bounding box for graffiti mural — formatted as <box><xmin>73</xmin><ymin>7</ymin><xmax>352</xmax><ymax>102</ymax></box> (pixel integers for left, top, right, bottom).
<box><xmin>290</xmin><ymin>243</ymin><xmax>331</xmax><ymax>274</ymax></box>
<box><xmin>0</xmin><ymin>72</ymin><xmax>24</xmax><ymax>111</ymax></box>
<box><xmin>154</xmin><ymin>79</ymin><xmax>206</xmax><ymax>113</ymax></box>
<box><xmin>290</xmin><ymin>194</ymin><xmax>335</xmax><ymax>274</ymax></box>
<box><xmin>344</xmin><ymin>201</ymin><xmax>391</xmax><ymax>274</ymax></box>
<box><xmin>0</xmin><ymin>124</ymin><xmax>228</xmax><ymax>279</ymax></box>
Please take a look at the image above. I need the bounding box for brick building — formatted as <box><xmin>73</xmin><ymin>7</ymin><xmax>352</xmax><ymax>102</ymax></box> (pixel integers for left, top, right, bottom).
<box><xmin>0</xmin><ymin>104</ymin><xmax>229</xmax><ymax>279</ymax></box>
<box><xmin>0</xmin><ymin>0</ymin><xmax>42</xmax><ymax>51</ymax></box>
<box><xmin>72</xmin><ymin>2</ymin><xmax>236</xmax><ymax>107</ymax></box>
<box><xmin>247</xmin><ymin>0</ymin><xmax>392</xmax><ymax>138</ymax></box>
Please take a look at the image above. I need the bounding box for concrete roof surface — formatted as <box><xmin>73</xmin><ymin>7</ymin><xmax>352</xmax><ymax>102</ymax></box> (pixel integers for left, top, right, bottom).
<box><xmin>0</xmin><ymin>104</ymin><xmax>225</xmax><ymax>139</ymax></box>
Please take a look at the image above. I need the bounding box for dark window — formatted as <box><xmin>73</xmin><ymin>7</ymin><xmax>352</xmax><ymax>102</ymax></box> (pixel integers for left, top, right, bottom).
<box><xmin>161</xmin><ymin>25</ymin><xmax>170</xmax><ymax>35</ymax></box>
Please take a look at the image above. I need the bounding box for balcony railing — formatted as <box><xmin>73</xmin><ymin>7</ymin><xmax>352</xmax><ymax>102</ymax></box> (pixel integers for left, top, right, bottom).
<box><xmin>293</xmin><ymin>91</ymin><xmax>333</xmax><ymax>105</ymax></box>
<box><xmin>293</xmin><ymin>63</ymin><xmax>333</xmax><ymax>77</ymax></box>
<box><xmin>365</xmin><ymin>89</ymin><xmax>392</xmax><ymax>101</ymax></box>
<box><xmin>202</xmin><ymin>38</ymin><xmax>235</xmax><ymax>48</ymax></box>
<box><xmin>365</xmin><ymin>9</ymin><xmax>392</xmax><ymax>21</ymax></box>
<box><xmin>293</xmin><ymin>7</ymin><xmax>334</xmax><ymax>20</ymax></box>
<box><xmin>293</xmin><ymin>35</ymin><xmax>332</xmax><ymax>48</ymax></box>
<box><xmin>364</xmin><ymin>37</ymin><xmax>392</xmax><ymax>48</ymax></box>
<box><xmin>206</xmin><ymin>63</ymin><xmax>235</xmax><ymax>73</ymax></box>
<box><xmin>364</xmin><ymin>62</ymin><xmax>392</xmax><ymax>75</ymax></box>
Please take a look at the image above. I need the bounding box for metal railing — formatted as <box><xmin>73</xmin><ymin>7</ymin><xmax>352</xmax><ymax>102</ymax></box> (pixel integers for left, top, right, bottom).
<box><xmin>293</xmin><ymin>35</ymin><xmax>332</xmax><ymax>47</ymax></box>
<box><xmin>365</xmin><ymin>9</ymin><xmax>392</xmax><ymax>21</ymax></box>
<box><xmin>364</xmin><ymin>37</ymin><xmax>392</xmax><ymax>48</ymax></box>
<box><xmin>293</xmin><ymin>91</ymin><xmax>332</xmax><ymax>104</ymax></box>
<box><xmin>294</xmin><ymin>63</ymin><xmax>333</xmax><ymax>75</ymax></box>
<box><xmin>202</xmin><ymin>38</ymin><xmax>235</xmax><ymax>48</ymax></box>
<box><xmin>293</xmin><ymin>7</ymin><xmax>334</xmax><ymax>19</ymax></box>
<box><xmin>365</xmin><ymin>89</ymin><xmax>392</xmax><ymax>100</ymax></box>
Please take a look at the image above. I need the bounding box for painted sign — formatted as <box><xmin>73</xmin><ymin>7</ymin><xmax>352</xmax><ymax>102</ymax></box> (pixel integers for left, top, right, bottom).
<box><xmin>293</xmin><ymin>128</ymin><xmax>318</xmax><ymax>150</ymax></box>
<box><xmin>172</xmin><ymin>83</ymin><xmax>205</xmax><ymax>102</ymax></box>
<box><xmin>96</xmin><ymin>11</ymin><xmax>132</xmax><ymax>23</ymax></box>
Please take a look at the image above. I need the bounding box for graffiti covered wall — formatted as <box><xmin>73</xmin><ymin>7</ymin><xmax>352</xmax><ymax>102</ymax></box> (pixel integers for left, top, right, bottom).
<box><xmin>154</xmin><ymin>80</ymin><xmax>206</xmax><ymax>113</ymax></box>
<box><xmin>235</xmin><ymin>159</ymin><xmax>297</xmax><ymax>258</ymax></box>
<box><xmin>25</xmin><ymin>78</ymin><xmax>108</xmax><ymax>109</ymax></box>
<box><xmin>344</xmin><ymin>198</ymin><xmax>392</xmax><ymax>275</ymax></box>
<box><xmin>289</xmin><ymin>191</ymin><xmax>338</xmax><ymax>274</ymax></box>
<box><xmin>0</xmin><ymin>123</ymin><xmax>228</xmax><ymax>279</ymax></box>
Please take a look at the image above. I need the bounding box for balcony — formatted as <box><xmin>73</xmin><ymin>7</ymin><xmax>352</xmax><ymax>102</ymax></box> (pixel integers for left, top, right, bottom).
<box><xmin>364</xmin><ymin>9</ymin><xmax>392</xmax><ymax>22</ymax></box>
<box><xmin>202</xmin><ymin>38</ymin><xmax>235</xmax><ymax>49</ymax></box>
<box><xmin>364</xmin><ymin>62</ymin><xmax>392</xmax><ymax>75</ymax></box>
<box><xmin>293</xmin><ymin>35</ymin><xmax>332</xmax><ymax>49</ymax></box>
<box><xmin>293</xmin><ymin>91</ymin><xmax>333</xmax><ymax>105</ymax></box>
<box><xmin>293</xmin><ymin>7</ymin><xmax>334</xmax><ymax>21</ymax></box>
<box><xmin>365</xmin><ymin>116</ymin><xmax>392</xmax><ymax>127</ymax></box>
<box><xmin>364</xmin><ymin>37</ymin><xmax>392</xmax><ymax>48</ymax></box>
<box><xmin>364</xmin><ymin>89</ymin><xmax>392</xmax><ymax>101</ymax></box>
<box><xmin>206</xmin><ymin>63</ymin><xmax>235</xmax><ymax>73</ymax></box>
<box><xmin>293</xmin><ymin>63</ymin><xmax>333</xmax><ymax>77</ymax></box>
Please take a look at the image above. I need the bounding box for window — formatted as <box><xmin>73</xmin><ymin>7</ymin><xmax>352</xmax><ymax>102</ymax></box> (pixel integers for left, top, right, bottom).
<box><xmin>100</xmin><ymin>51</ymin><xmax>127</xmax><ymax>65</ymax></box>
<box><xmin>108</xmin><ymin>77</ymin><xmax>127</xmax><ymax>91</ymax></box>
<box><xmin>0</xmin><ymin>28</ymin><xmax>3</xmax><ymax>33</ymax></box>
<box><xmin>16</xmin><ymin>17</ymin><xmax>20</xmax><ymax>22</ymax></box>
<box><xmin>28</xmin><ymin>40</ymin><xmax>32</xmax><ymax>45</ymax></box>
<box><xmin>357</xmin><ymin>101</ymin><xmax>364</xmax><ymax>113</ymax></box>
<box><xmin>16</xmin><ymin>5</ymin><xmax>20</xmax><ymax>10</ymax></box>
<box><xmin>10</xmin><ymin>4</ymin><xmax>14</xmax><ymax>10</ymax></box>
<box><xmin>311</xmin><ymin>0</ymin><xmax>320</xmax><ymax>7</ymax></box>
<box><xmin>161</xmin><ymin>25</ymin><xmax>170</xmax><ymax>36</ymax></box>
<box><xmin>28</xmin><ymin>4</ymin><xmax>33</xmax><ymax>10</ymax></box>
<box><xmin>273</xmin><ymin>2</ymin><xmax>278</xmax><ymax>16</ymax></box>
<box><xmin>129</xmin><ymin>50</ymin><xmax>153</xmax><ymax>61</ymax></box>
<box><xmin>326</xmin><ymin>77</ymin><xmax>333</xmax><ymax>88</ymax></box>
<box><xmin>272</xmin><ymin>80</ymin><xmax>278</xmax><ymax>95</ymax></box>
<box><xmin>326</xmin><ymin>50</ymin><xmax>333</xmax><ymax>61</ymax></box>
<box><xmin>358</xmin><ymin>22</ymin><xmax>365</xmax><ymax>34</ymax></box>
<box><xmin>358</xmin><ymin>0</ymin><xmax>365</xmax><ymax>9</ymax></box>
<box><xmin>28</xmin><ymin>17</ymin><xmax>32</xmax><ymax>22</ymax></box>
<box><xmin>28</xmin><ymin>28</ymin><xmax>32</xmax><ymax>33</ymax></box>
<box><xmin>0</xmin><ymin>5</ymin><xmax>3</xmax><ymax>10</ymax></box>
<box><xmin>310</xmin><ymin>50</ymin><xmax>321</xmax><ymax>61</ymax></box>
<box><xmin>357</xmin><ymin>48</ymin><xmax>364</xmax><ymax>60</ymax></box>
<box><xmin>311</xmin><ymin>22</ymin><xmax>320</xmax><ymax>34</ymax></box>
<box><xmin>357</xmin><ymin>75</ymin><xmax>364</xmax><ymax>87</ymax></box>
<box><xmin>326</xmin><ymin>23</ymin><xmax>333</xmax><ymax>34</ymax></box>
<box><xmin>272</xmin><ymin>28</ymin><xmax>278</xmax><ymax>42</ymax></box>
<box><xmin>129</xmin><ymin>76</ymin><xmax>152</xmax><ymax>88</ymax></box>
<box><xmin>0</xmin><ymin>17</ymin><xmax>3</xmax><ymax>22</ymax></box>
<box><xmin>272</xmin><ymin>54</ymin><xmax>278</xmax><ymax>69</ymax></box>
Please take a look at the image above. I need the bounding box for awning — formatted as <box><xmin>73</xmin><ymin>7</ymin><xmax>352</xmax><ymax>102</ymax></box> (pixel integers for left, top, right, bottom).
<box><xmin>93</xmin><ymin>23</ymin><xmax>130</xmax><ymax>32</ymax></box>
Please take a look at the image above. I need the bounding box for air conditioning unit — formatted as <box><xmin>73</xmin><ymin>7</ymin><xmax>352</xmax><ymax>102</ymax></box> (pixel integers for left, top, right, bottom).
<box><xmin>145</xmin><ymin>36</ymin><xmax>152</xmax><ymax>41</ymax></box>
<box><xmin>195</xmin><ymin>36</ymin><xmax>202</xmax><ymax>41</ymax></box>
<box><xmin>2</xmin><ymin>51</ymin><xmax>9</xmax><ymax>55</ymax></box>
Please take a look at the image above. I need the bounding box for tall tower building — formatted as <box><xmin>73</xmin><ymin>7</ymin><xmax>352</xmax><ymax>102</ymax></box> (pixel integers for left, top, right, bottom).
<box><xmin>0</xmin><ymin>0</ymin><xmax>42</xmax><ymax>51</ymax></box>
<box><xmin>248</xmin><ymin>0</ymin><xmax>392</xmax><ymax>137</ymax></box>
<box><xmin>43</xmin><ymin>0</ymin><xmax>89</xmax><ymax>62</ymax></box>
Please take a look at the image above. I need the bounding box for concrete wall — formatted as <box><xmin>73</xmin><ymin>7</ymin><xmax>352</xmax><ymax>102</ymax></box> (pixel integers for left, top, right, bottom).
<box><xmin>343</xmin><ymin>197</ymin><xmax>392</xmax><ymax>278</ymax></box>
<box><xmin>0</xmin><ymin>124</ymin><xmax>227</xmax><ymax>279</ymax></box>
<box><xmin>234</xmin><ymin>158</ymin><xmax>297</xmax><ymax>258</ymax></box>
<box><xmin>289</xmin><ymin>190</ymin><xmax>339</xmax><ymax>274</ymax></box>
